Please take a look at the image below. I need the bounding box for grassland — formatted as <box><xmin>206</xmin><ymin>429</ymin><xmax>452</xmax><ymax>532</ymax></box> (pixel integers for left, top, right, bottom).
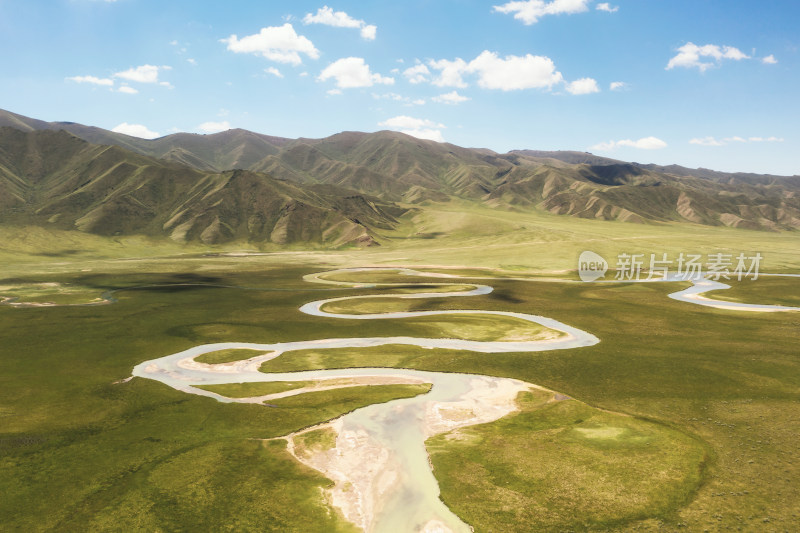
<box><xmin>1</xmin><ymin>213</ymin><xmax>799</xmax><ymax>531</ymax></box>
<box><xmin>195</xmin><ymin>348</ymin><xmax>269</xmax><ymax>364</ymax></box>
<box><xmin>195</xmin><ymin>381</ymin><xmax>312</xmax><ymax>398</ymax></box>
<box><xmin>427</xmin><ymin>388</ymin><xmax>708</xmax><ymax>531</ymax></box>
<box><xmin>260</xmin><ymin>344</ymin><xmax>479</xmax><ymax>374</ymax></box>
<box><xmin>705</xmin><ymin>277</ymin><xmax>800</xmax><ymax>307</ymax></box>
<box><xmin>292</xmin><ymin>427</ymin><xmax>339</xmax><ymax>459</ymax></box>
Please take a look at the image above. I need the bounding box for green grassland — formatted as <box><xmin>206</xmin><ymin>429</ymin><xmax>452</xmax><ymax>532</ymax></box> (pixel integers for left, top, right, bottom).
<box><xmin>427</xmin><ymin>388</ymin><xmax>708</xmax><ymax>531</ymax></box>
<box><xmin>1</xmin><ymin>216</ymin><xmax>799</xmax><ymax>531</ymax></box>
<box><xmin>195</xmin><ymin>381</ymin><xmax>312</xmax><ymax>398</ymax></box>
<box><xmin>0</xmin><ymin>282</ymin><xmax>109</xmax><ymax>305</ymax></box>
<box><xmin>705</xmin><ymin>277</ymin><xmax>800</xmax><ymax>307</ymax></box>
<box><xmin>260</xmin><ymin>344</ymin><xmax>481</xmax><ymax>374</ymax></box>
<box><xmin>4</xmin><ymin>200</ymin><xmax>800</xmax><ymax>277</ymax></box>
<box><xmin>317</xmin><ymin>305</ymin><xmax>565</xmax><ymax>342</ymax></box>
<box><xmin>195</xmin><ymin>348</ymin><xmax>270</xmax><ymax>364</ymax></box>
<box><xmin>292</xmin><ymin>427</ymin><xmax>339</xmax><ymax>459</ymax></box>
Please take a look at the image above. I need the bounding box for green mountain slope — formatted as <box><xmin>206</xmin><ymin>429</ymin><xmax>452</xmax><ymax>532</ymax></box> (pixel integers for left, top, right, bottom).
<box><xmin>0</xmin><ymin>128</ymin><xmax>404</xmax><ymax>246</ymax></box>
<box><xmin>2</xmin><ymin>108</ymin><xmax>799</xmax><ymax>232</ymax></box>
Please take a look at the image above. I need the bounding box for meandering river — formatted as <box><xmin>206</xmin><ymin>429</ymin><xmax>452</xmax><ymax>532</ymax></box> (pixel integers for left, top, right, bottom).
<box><xmin>130</xmin><ymin>267</ymin><xmax>797</xmax><ymax>532</ymax></box>
<box><xmin>132</xmin><ymin>268</ymin><xmax>599</xmax><ymax>532</ymax></box>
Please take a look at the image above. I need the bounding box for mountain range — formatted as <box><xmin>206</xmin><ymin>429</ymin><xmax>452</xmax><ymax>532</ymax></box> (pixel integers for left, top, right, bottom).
<box><xmin>1</xmin><ymin>108</ymin><xmax>798</xmax><ymax>246</ymax></box>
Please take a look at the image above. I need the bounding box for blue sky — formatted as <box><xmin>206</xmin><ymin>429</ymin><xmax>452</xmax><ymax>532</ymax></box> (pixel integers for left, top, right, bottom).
<box><xmin>1</xmin><ymin>0</ymin><xmax>797</xmax><ymax>174</ymax></box>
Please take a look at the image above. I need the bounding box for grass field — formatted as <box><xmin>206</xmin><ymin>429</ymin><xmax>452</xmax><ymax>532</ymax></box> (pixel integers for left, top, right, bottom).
<box><xmin>1</xmin><ymin>214</ymin><xmax>799</xmax><ymax>531</ymax></box>
<box><xmin>195</xmin><ymin>348</ymin><xmax>270</xmax><ymax>364</ymax></box>
<box><xmin>705</xmin><ymin>277</ymin><xmax>800</xmax><ymax>307</ymax></box>
<box><xmin>195</xmin><ymin>381</ymin><xmax>312</xmax><ymax>398</ymax></box>
<box><xmin>427</xmin><ymin>388</ymin><xmax>708</xmax><ymax>531</ymax></box>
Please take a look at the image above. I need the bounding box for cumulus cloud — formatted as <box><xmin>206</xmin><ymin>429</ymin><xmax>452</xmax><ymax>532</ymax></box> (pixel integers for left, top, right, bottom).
<box><xmin>66</xmin><ymin>75</ymin><xmax>114</xmax><ymax>86</ymax></box>
<box><xmin>432</xmin><ymin>91</ymin><xmax>470</xmax><ymax>104</ymax></box>
<box><xmin>265</xmin><ymin>67</ymin><xmax>284</xmax><ymax>78</ymax></box>
<box><xmin>566</xmin><ymin>77</ymin><xmax>599</xmax><ymax>94</ymax></box>
<box><xmin>666</xmin><ymin>42</ymin><xmax>750</xmax><ymax>72</ymax></box>
<box><xmin>591</xmin><ymin>137</ymin><xmax>668</xmax><ymax>150</ymax></box>
<box><xmin>690</xmin><ymin>136</ymin><xmax>784</xmax><ymax>146</ymax></box>
<box><xmin>221</xmin><ymin>24</ymin><xmax>319</xmax><ymax>65</ymax></box>
<box><xmin>303</xmin><ymin>6</ymin><xmax>377</xmax><ymax>40</ymax></box>
<box><xmin>493</xmin><ymin>0</ymin><xmax>590</xmax><ymax>25</ymax></box>
<box><xmin>318</xmin><ymin>57</ymin><xmax>394</xmax><ymax>88</ymax></box>
<box><xmin>117</xmin><ymin>86</ymin><xmax>138</xmax><ymax>94</ymax></box>
<box><xmin>609</xmin><ymin>81</ymin><xmax>627</xmax><ymax>91</ymax></box>
<box><xmin>360</xmin><ymin>24</ymin><xmax>377</xmax><ymax>40</ymax></box>
<box><xmin>404</xmin><ymin>63</ymin><xmax>431</xmax><ymax>84</ymax></box>
<box><xmin>378</xmin><ymin>116</ymin><xmax>445</xmax><ymax>142</ymax></box>
<box><xmin>467</xmin><ymin>51</ymin><xmax>564</xmax><ymax>91</ymax></box>
<box><xmin>114</xmin><ymin>64</ymin><xmax>171</xmax><ymax>84</ymax></box>
<box><xmin>112</xmin><ymin>123</ymin><xmax>160</xmax><ymax>139</ymax></box>
<box><xmin>762</xmin><ymin>54</ymin><xmax>778</xmax><ymax>64</ymax></box>
<box><xmin>596</xmin><ymin>3</ymin><xmax>618</xmax><ymax>12</ymax></box>
<box><xmin>428</xmin><ymin>58</ymin><xmax>469</xmax><ymax>88</ymax></box>
<box><xmin>197</xmin><ymin>121</ymin><xmax>232</xmax><ymax>133</ymax></box>
<box><xmin>426</xmin><ymin>51</ymin><xmax>568</xmax><ymax>91</ymax></box>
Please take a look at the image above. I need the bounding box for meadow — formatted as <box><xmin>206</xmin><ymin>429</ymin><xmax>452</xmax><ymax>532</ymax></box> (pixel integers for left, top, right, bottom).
<box><xmin>1</xmin><ymin>210</ymin><xmax>798</xmax><ymax>531</ymax></box>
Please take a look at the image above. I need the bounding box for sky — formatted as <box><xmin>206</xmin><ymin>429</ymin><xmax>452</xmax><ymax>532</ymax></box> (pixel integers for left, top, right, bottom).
<box><xmin>1</xmin><ymin>0</ymin><xmax>798</xmax><ymax>175</ymax></box>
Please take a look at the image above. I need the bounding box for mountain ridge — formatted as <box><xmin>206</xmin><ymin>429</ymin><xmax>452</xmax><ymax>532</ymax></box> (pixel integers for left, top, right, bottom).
<box><xmin>1</xmin><ymin>108</ymin><xmax>798</xmax><ymax>237</ymax></box>
<box><xmin>0</xmin><ymin>127</ymin><xmax>405</xmax><ymax>246</ymax></box>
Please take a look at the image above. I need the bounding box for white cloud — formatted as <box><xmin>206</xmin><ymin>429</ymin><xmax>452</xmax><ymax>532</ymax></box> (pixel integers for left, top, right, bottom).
<box><xmin>327</xmin><ymin>88</ymin><xmax>343</xmax><ymax>95</ymax></box>
<box><xmin>762</xmin><ymin>54</ymin><xmax>778</xmax><ymax>64</ymax></box>
<box><xmin>318</xmin><ymin>57</ymin><xmax>394</xmax><ymax>88</ymax></box>
<box><xmin>493</xmin><ymin>0</ymin><xmax>590</xmax><ymax>25</ymax></box>
<box><xmin>427</xmin><ymin>51</ymin><xmax>573</xmax><ymax>92</ymax></box>
<box><xmin>403</xmin><ymin>63</ymin><xmax>431</xmax><ymax>84</ymax></box>
<box><xmin>432</xmin><ymin>91</ymin><xmax>470</xmax><ymax>104</ymax></box>
<box><xmin>566</xmin><ymin>77</ymin><xmax>599</xmax><ymax>94</ymax></box>
<box><xmin>117</xmin><ymin>86</ymin><xmax>138</xmax><ymax>94</ymax></box>
<box><xmin>114</xmin><ymin>64</ymin><xmax>170</xmax><ymax>84</ymax></box>
<box><xmin>690</xmin><ymin>135</ymin><xmax>784</xmax><ymax>146</ymax></box>
<box><xmin>159</xmin><ymin>81</ymin><xmax>174</xmax><ymax>89</ymax></box>
<box><xmin>66</xmin><ymin>75</ymin><xmax>114</xmax><ymax>86</ymax></box>
<box><xmin>609</xmin><ymin>81</ymin><xmax>627</xmax><ymax>91</ymax></box>
<box><xmin>591</xmin><ymin>137</ymin><xmax>668</xmax><ymax>150</ymax></box>
<box><xmin>689</xmin><ymin>136</ymin><xmax>725</xmax><ymax>147</ymax></box>
<box><xmin>467</xmin><ymin>51</ymin><xmax>563</xmax><ymax>91</ymax></box>
<box><xmin>373</xmin><ymin>93</ymin><xmax>427</xmax><ymax>106</ymax></box>
<box><xmin>666</xmin><ymin>42</ymin><xmax>750</xmax><ymax>72</ymax></box>
<box><xmin>596</xmin><ymin>3</ymin><xmax>618</xmax><ymax>12</ymax></box>
<box><xmin>428</xmin><ymin>58</ymin><xmax>469</xmax><ymax>88</ymax></box>
<box><xmin>187</xmin><ymin>58</ymin><xmax>197</xmax><ymax>66</ymax></box>
<box><xmin>112</xmin><ymin>123</ymin><xmax>160</xmax><ymax>139</ymax></box>
<box><xmin>197</xmin><ymin>121</ymin><xmax>232</xmax><ymax>133</ymax></box>
<box><xmin>221</xmin><ymin>24</ymin><xmax>319</xmax><ymax>65</ymax></box>
<box><xmin>378</xmin><ymin>115</ymin><xmax>445</xmax><ymax>142</ymax></box>
<box><xmin>361</xmin><ymin>25</ymin><xmax>377</xmax><ymax>40</ymax></box>
<box><xmin>265</xmin><ymin>67</ymin><xmax>284</xmax><ymax>78</ymax></box>
<box><xmin>303</xmin><ymin>6</ymin><xmax>377</xmax><ymax>40</ymax></box>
